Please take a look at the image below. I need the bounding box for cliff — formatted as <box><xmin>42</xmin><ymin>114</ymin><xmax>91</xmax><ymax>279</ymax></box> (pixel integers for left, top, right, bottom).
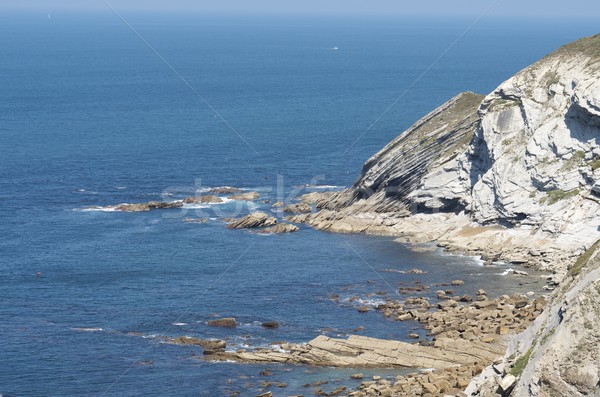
<box><xmin>293</xmin><ymin>33</ymin><xmax>600</xmax><ymax>396</ymax></box>
<box><xmin>295</xmin><ymin>33</ymin><xmax>600</xmax><ymax>275</ymax></box>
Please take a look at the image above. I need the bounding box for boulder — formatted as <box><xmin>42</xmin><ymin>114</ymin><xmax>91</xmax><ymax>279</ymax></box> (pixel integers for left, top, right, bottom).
<box><xmin>261</xmin><ymin>321</ymin><xmax>279</xmax><ymax>329</ymax></box>
<box><xmin>207</xmin><ymin>317</ymin><xmax>237</xmax><ymax>328</ymax></box>
<box><xmin>227</xmin><ymin>213</ymin><xmax>277</xmax><ymax>229</ymax></box>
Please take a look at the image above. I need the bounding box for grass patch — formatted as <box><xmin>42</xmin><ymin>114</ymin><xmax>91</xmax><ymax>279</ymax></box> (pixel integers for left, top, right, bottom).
<box><xmin>539</xmin><ymin>189</ymin><xmax>580</xmax><ymax>205</ymax></box>
<box><xmin>570</xmin><ymin>239</ymin><xmax>600</xmax><ymax>277</ymax></box>
<box><xmin>488</xmin><ymin>98</ymin><xmax>519</xmax><ymax>112</ymax></box>
<box><xmin>561</xmin><ymin>150</ymin><xmax>586</xmax><ymax>171</ymax></box>
<box><xmin>511</xmin><ymin>345</ymin><xmax>535</xmax><ymax>377</ymax></box>
<box><xmin>590</xmin><ymin>159</ymin><xmax>600</xmax><ymax>171</ymax></box>
<box><xmin>540</xmin><ymin>328</ymin><xmax>556</xmax><ymax>345</ymax></box>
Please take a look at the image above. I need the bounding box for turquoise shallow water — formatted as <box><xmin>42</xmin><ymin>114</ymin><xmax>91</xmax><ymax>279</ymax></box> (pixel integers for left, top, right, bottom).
<box><xmin>0</xmin><ymin>13</ymin><xmax>597</xmax><ymax>396</ymax></box>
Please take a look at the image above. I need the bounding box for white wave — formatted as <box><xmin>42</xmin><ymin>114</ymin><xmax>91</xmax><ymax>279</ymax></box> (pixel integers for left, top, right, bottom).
<box><xmin>182</xmin><ymin>204</ymin><xmax>210</xmax><ymax>209</ymax></box>
<box><xmin>498</xmin><ymin>268</ymin><xmax>515</xmax><ymax>276</ymax></box>
<box><xmin>116</xmin><ymin>186</ymin><xmax>127</xmax><ymax>190</ymax></box>
<box><xmin>77</xmin><ymin>206</ymin><xmax>118</xmax><ymax>212</ymax></box>
<box><xmin>172</xmin><ymin>322</ymin><xmax>187</xmax><ymax>326</ymax></box>
<box><xmin>72</xmin><ymin>327</ymin><xmax>103</xmax><ymax>332</ymax></box>
<box><xmin>354</xmin><ymin>298</ymin><xmax>387</xmax><ymax>307</ymax></box>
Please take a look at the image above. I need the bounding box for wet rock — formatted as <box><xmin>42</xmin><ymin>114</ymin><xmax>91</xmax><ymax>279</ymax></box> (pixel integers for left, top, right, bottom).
<box><xmin>351</xmin><ymin>373</ymin><xmax>364</xmax><ymax>379</ymax></box>
<box><xmin>357</xmin><ymin>306</ymin><xmax>369</xmax><ymax>313</ymax></box>
<box><xmin>261</xmin><ymin>321</ymin><xmax>280</xmax><ymax>329</ymax></box>
<box><xmin>227</xmin><ymin>213</ymin><xmax>277</xmax><ymax>229</ymax></box>
<box><xmin>207</xmin><ymin>317</ymin><xmax>237</xmax><ymax>328</ymax></box>
<box><xmin>451</xmin><ymin>280</ymin><xmax>465</xmax><ymax>285</ymax></box>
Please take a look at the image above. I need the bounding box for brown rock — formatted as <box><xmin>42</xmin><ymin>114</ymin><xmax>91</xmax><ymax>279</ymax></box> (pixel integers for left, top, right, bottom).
<box><xmin>261</xmin><ymin>321</ymin><xmax>279</xmax><ymax>329</ymax></box>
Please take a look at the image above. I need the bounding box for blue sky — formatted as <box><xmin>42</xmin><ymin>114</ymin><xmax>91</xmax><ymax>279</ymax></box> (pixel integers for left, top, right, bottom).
<box><xmin>4</xmin><ymin>0</ymin><xmax>600</xmax><ymax>18</ymax></box>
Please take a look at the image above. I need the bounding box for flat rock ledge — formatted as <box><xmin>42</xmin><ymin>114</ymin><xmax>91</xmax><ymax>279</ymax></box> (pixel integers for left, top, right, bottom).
<box><xmin>205</xmin><ymin>334</ymin><xmax>506</xmax><ymax>369</ymax></box>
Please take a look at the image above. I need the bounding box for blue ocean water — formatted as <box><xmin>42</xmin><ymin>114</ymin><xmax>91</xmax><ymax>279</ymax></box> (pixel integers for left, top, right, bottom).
<box><xmin>0</xmin><ymin>12</ymin><xmax>597</xmax><ymax>396</ymax></box>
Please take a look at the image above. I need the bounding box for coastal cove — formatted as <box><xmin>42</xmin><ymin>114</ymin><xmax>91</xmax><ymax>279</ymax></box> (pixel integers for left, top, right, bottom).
<box><xmin>2</xmin><ymin>13</ymin><xmax>600</xmax><ymax>397</ymax></box>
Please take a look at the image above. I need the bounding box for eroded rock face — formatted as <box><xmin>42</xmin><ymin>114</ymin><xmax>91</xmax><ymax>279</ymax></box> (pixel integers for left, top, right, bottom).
<box><xmin>226</xmin><ymin>213</ymin><xmax>277</xmax><ymax>229</ymax></box>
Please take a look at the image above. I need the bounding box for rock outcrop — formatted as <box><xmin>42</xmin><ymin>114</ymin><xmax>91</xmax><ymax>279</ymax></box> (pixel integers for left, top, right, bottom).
<box><xmin>183</xmin><ymin>195</ymin><xmax>223</xmax><ymax>204</ymax></box>
<box><xmin>282</xmin><ymin>202</ymin><xmax>312</xmax><ymax>214</ymax></box>
<box><xmin>114</xmin><ymin>201</ymin><xmax>183</xmax><ymax>212</ymax></box>
<box><xmin>206</xmin><ymin>334</ymin><xmax>507</xmax><ymax>369</ymax></box>
<box><xmin>226</xmin><ymin>212</ymin><xmax>277</xmax><ymax>229</ymax></box>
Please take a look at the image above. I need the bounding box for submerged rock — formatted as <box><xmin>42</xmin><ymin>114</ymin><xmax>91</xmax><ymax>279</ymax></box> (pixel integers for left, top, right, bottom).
<box><xmin>227</xmin><ymin>213</ymin><xmax>277</xmax><ymax>229</ymax></box>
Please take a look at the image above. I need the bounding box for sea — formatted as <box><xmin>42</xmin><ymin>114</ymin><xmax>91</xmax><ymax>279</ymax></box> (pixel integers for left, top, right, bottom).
<box><xmin>0</xmin><ymin>11</ymin><xmax>597</xmax><ymax>396</ymax></box>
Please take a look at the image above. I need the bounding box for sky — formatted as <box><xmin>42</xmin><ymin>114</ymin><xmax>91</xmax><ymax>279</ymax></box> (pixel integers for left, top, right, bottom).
<box><xmin>3</xmin><ymin>0</ymin><xmax>600</xmax><ymax>18</ymax></box>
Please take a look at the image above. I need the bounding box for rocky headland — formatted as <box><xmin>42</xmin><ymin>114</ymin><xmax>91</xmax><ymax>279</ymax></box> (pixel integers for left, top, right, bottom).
<box><xmin>283</xmin><ymin>33</ymin><xmax>600</xmax><ymax>396</ymax></box>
